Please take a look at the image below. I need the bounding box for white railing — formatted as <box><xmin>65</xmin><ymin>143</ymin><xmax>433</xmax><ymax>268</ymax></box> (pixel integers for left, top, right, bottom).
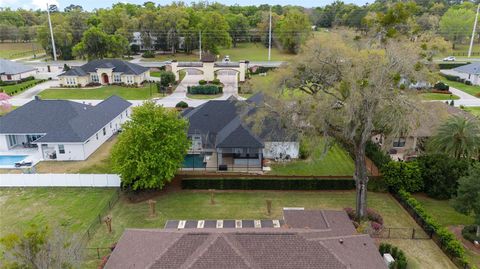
<box><xmin>0</xmin><ymin>174</ymin><xmax>120</xmax><ymax>187</ymax></box>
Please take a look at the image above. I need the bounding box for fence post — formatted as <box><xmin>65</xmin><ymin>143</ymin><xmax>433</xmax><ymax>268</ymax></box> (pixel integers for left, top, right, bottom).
<box><xmin>412</xmin><ymin>228</ymin><xmax>415</xmax><ymax>239</ymax></box>
<box><xmin>97</xmin><ymin>248</ymin><xmax>100</xmax><ymax>259</ymax></box>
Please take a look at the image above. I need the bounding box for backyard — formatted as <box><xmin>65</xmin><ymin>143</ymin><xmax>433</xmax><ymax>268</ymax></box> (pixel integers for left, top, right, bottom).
<box><xmin>0</xmin><ymin>42</ymin><xmax>44</xmax><ymax>59</ymax></box>
<box><xmin>420</xmin><ymin>92</ymin><xmax>459</xmax><ymax>100</ymax></box>
<box><xmin>38</xmin><ymin>84</ymin><xmax>160</xmax><ymax>100</ymax></box>
<box><xmin>270</xmin><ymin>137</ymin><xmax>355</xmax><ymax>176</ymax></box>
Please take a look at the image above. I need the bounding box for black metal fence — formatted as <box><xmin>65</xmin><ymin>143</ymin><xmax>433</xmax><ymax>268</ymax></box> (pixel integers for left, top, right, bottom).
<box><xmin>452</xmin><ymin>51</ymin><xmax>480</xmax><ymax>57</ymax></box>
<box><xmin>365</xmin><ymin>227</ymin><xmax>430</xmax><ymax>240</ymax></box>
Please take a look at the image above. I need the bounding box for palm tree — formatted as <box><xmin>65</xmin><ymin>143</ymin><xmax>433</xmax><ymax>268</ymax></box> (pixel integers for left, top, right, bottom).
<box><xmin>429</xmin><ymin>116</ymin><xmax>480</xmax><ymax>159</ymax></box>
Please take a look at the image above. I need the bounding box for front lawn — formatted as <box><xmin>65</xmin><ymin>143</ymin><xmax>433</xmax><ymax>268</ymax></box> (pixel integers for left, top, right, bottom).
<box><xmin>270</xmin><ymin>137</ymin><xmax>354</xmax><ymax>176</ymax></box>
<box><xmin>0</xmin><ymin>188</ymin><xmax>116</xmax><ymax>238</ymax></box>
<box><xmin>443</xmin><ymin>79</ymin><xmax>480</xmax><ymax>97</ymax></box>
<box><xmin>38</xmin><ymin>84</ymin><xmax>160</xmax><ymax>100</ymax></box>
<box><xmin>420</xmin><ymin>92</ymin><xmax>460</xmax><ymax>100</ymax></box>
<box><xmin>0</xmin><ymin>79</ymin><xmax>43</xmax><ymax>96</ymax></box>
<box><xmin>186</xmin><ymin>93</ymin><xmax>222</xmax><ymax>99</ymax></box>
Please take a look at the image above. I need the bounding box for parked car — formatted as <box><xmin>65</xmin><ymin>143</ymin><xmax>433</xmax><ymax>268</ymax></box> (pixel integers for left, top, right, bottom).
<box><xmin>443</xmin><ymin>56</ymin><xmax>456</xmax><ymax>62</ymax></box>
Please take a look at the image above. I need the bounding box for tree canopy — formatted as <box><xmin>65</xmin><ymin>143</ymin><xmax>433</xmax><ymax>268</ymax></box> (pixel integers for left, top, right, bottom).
<box><xmin>111</xmin><ymin>101</ymin><xmax>189</xmax><ymax>191</ymax></box>
<box><xmin>452</xmin><ymin>164</ymin><xmax>480</xmax><ymax>237</ymax></box>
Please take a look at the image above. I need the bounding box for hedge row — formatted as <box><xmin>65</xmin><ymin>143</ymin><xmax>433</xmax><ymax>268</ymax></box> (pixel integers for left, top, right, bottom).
<box><xmin>440</xmin><ymin>73</ymin><xmax>473</xmax><ymax>86</ymax></box>
<box><xmin>0</xmin><ymin>75</ymin><xmax>35</xmax><ymax>86</ymax></box>
<box><xmin>397</xmin><ymin>190</ymin><xmax>470</xmax><ymax>267</ymax></box>
<box><xmin>438</xmin><ymin>63</ymin><xmax>469</xmax><ymax>70</ymax></box>
<box><xmin>187</xmin><ymin>85</ymin><xmax>223</xmax><ymax>95</ymax></box>
<box><xmin>181</xmin><ymin>178</ymin><xmax>356</xmax><ymax>190</ymax></box>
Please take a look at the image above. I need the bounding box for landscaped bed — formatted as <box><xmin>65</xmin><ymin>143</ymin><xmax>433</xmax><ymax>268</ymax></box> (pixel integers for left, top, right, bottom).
<box><xmin>0</xmin><ymin>78</ymin><xmax>44</xmax><ymax>96</ymax></box>
<box><xmin>38</xmin><ymin>84</ymin><xmax>160</xmax><ymax>100</ymax></box>
<box><xmin>442</xmin><ymin>79</ymin><xmax>480</xmax><ymax>97</ymax></box>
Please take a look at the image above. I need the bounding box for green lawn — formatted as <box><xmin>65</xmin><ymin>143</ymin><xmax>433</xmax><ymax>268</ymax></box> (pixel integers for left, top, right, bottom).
<box><xmin>0</xmin><ymin>42</ymin><xmax>44</xmax><ymax>59</ymax></box>
<box><xmin>270</xmin><ymin>137</ymin><xmax>354</xmax><ymax>176</ymax></box>
<box><xmin>443</xmin><ymin>80</ymin><xmax>480</xmax><ymax>97</ymax></box>
<box><xmin>38</xmin><ymin>84</ymin><xmax>160</xmax><ymax>100</ymax></box>
<box><xmin>0</xmin><ymin>79</ymin><xmax>42</xmax><ymax>96</ymax></box>
<box><xmin>0</xmin><ymin>188</ymin><xmax>116</xmax><ymax>238</ymax></box>
<box><xmin>144</xmin><ymin>42</ymin><xmax>295</xmax><ymax>62</ymax></box>
<box><xmin>462</xmin><ymin>106</ymin><xmax>480</xmax><ymax>117</ymax></box>
<box><xmin>420</xmin><ymin>92</ymin><xmax>460</xmax><ymax>100</ymax></box>
<box><xmin>186</xmin><ymin>93</ymin><xmax>222</xmax><ymax>99</ymax></box>
<box><xmin>413</xmin><ymin>194</ymin><xmax>474</xmax><ymax>227</ymax></box>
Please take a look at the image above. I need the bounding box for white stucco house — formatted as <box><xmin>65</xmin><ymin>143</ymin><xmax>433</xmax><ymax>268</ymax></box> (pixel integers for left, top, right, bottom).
<box><xmin>58</xmin><ymin>59</ymin><xmax>150</xmax><ymax>87</ymax></box>
<box><xmin>441</xmin><ymin>62</ymin><xmax>480</xmax><ymax>86</ymax></box>
<box><xmin>0</xmin><ymin>95</ymin><xmax>132</xmax><ymax>161</ymax></box>
<box><xmin>0</xmin><ymin>59</ymin><xmax>37</xmax><ymax>81</ymax></box>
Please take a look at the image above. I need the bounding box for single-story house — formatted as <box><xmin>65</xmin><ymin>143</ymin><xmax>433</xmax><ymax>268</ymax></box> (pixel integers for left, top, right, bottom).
<box><xmin>373</xmin><ymin>102</ymin><xmax>476</xmax><ymax>160</ymax></box>
<box><xmin>104</xmin><ymin>209</ymin><xmax>387</xmax><ymax>269</ymax></box>
<box><xmin>182</xmin><ymin>94</ymin><xmax>299</xmax><ymax>171</ymax></box>
<box><xmin>441</xmin><ymin>62</ymin><xmax>480</xmax><ymax>86</ymax></box>
<box><xmin>0</xmin><ymin>59</ymin><xmax>36</xmax><ymax>81</ymax></box>
<box><xmin>58</xmin><ymin>59</ymin><xmax>150</xmax><ymax>87</ymax></box>
<box><xmin>0</xmin><ymin>95</ymin><xmax>131</xmax><ymax>161</ymax></box>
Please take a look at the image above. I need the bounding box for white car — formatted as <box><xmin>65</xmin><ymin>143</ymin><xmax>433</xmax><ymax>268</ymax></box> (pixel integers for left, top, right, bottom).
<box><xmin>443</xmin><ymin>56</ymin><xmax>456</xmax><ymax>62</ymax></box>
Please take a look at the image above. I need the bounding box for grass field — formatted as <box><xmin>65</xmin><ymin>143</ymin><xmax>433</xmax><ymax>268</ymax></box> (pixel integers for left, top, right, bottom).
<box><xmin>143</xmin><ymin>43</ymin><xmax>295</xmax><ymax>62</ymax></box>
<box><xmin>270</xmin><ymin>137</ymin><xmax>354</xmax><ymax>176</ymax></box>
<box><xmin>186</xmin><ymin>93</ymin><xmax>222</xmax><ymax>99</ymax></box>
<box><xmin>35</xmin><ymin>136</ymin><xmax>116</xmax><ymax>174</ymax></box>
<box><xmin>0</xmin><ymin>42</ymin><xmax>44</xmax><ymax>59</ymax></box>
<box><xmin>420</xmin><ymin>92</ymin><xmax>460</xmax><ymax>100</ymax></box>
<box><xmin>0</xmin><ymin>188</ymin><xmax>116</xmax><ymax>238</ymax></box>
<box><xmin>413</xmin><ymin>194</ymin><xmax>474</xmax><ymax>227</ymax></box>
<box><xmin>442</xmin><ymin>80</ymin><xmax>480</xmax><ymax>97</ymax></box>
<box><xmin>38</xmin><ymin>84</ymin><xmax>160</xmax><ymax>100</ymax></box>
<box><xmin>0</xmin><ymin>79</ymin><xmax>42</xmax><ymax>96</ymax></box>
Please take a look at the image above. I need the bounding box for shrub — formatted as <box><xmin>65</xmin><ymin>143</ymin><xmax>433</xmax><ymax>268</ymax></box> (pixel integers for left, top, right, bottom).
<box><xmin>187</xmin><ymin>85</ymin><xmax>222</xmax><ymax>95</ymax></box>
<box><xmin>182</xmin><ymin>178</ymin><xmax>356</xmax><ymax>190</ymax></box>
<box><xmin>371</xmin><ymin>221</ymin><xmax>383</xmax><ymax>232</ymax></box>
<box><xmin>366</xmin><ymin>208</ymin><xmax>384</xmax><ymax>225</ymax></box>
<box><xmin>433</xmin><ymin>81</ymin><xmax>449</xmax><ymax>91</ymax></box>
<box><xmin>365</xmin><ymin>141</ymin><xmax>390</xmax><ymax>169</ymax></box>
<box><xmin>198</xmin><ymin>79</ymin><xmax>207</xmax><ymax>85</ymax></box>
<box><xmin>159</xmin><ymin>71</ymin><xmax>176</xmax><ymax>87</ymax></box>
<box><xmin>438</xmin><ymin>63</ymin><xmax>469</xmax><ymax>70</ymax></box>
<box><xmin>175</xmin><ymin>101</ymin><xmax>188</xmax><ymax>108</ymax></box>
<box><xmin>142</xmin><ymin>50</ymin><xmax>155</xmax><ymax>58</ymax></box>
<box><xmin>462</xmin><ymin>225</ymin><xmax>480</xmax><ymax>243</ymax></box>
<box><xmin>416</xmin><ymin>154</ymin><xmax>469</xmax><ymax>199</ymax></box>
<box><xmin>211</xmin><ymin>78</ymin><xmax>221</xmax><ymax>85</ymax></box>
<box><xmin>465</xmin><ymin>80</ymin><xmax>472</xmax><ymax>86</ymax></box>
<box><xmin>344</xmin><ymin>207</ymin><xmax>355</xmax><ymax>220</ymax></box>
<box><xmin>381</xmin><ymin>161</ymin><xmax>423</xmax><ymax>193</ymax></box>
<box><xmin>379</xmin><ymin>243</ymin><xmax>408</xmax><ymax>269</ymax></box>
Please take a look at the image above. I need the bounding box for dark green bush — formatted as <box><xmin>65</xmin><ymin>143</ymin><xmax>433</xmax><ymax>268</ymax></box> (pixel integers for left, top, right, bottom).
<box><xmin>212</xmin><ymin>78</ymin><xmax>221</xmax><ymax>85</ymax></box>
<box><xmin>188</xmin><ymin>85</ymin><xmax>222</xmax><ymax>95</ymax></box>
<box><xmin>438</xmin><ymin>63</ymin><xmax>469</xmax><ymax>70</ymax></box>
<box><xmin>416</xmin><ymin>154</ymin><xmax>470</xmax><ymax>199</ymax></box>
<box><xmin>181</xmin><ymin>178</ymin><xmax>356</xmax><ymax>190</ymax></box>
<box><xmin>198</xmin><ymin>79</ymin><xmax>207</xmax><ymax>85</ymax></box>
<box><xmin>159</xmin><ymin>71</ymin><xmax>176</xmax><ymax>86</ymax></box>
<box><xmin>365</xmin><ymin>141</ymin><xmax>391</xmax><ymax>169</ymax></box>
<box><xmin>175</xmin><ymin>101</ymin><xmax>188</xmax><ymax>108</ymax></box>
<box><xmin>379</xmin><ymin>243</ymin><xmax>408</xmax><ymax>269</ymax></box>
<box><xmin>465</xmin><ymin>80</ymin><xmax>472</xmax><ymax>86</ymax></box>
<box><xmin>142</xmin><ymin>50</ymin><xmax>155</xmax><ymax>58</ymax></box>
<box><xmin>433</xmin><ymin>81</ymin><xmax>449</xmax><ymax>91</ymax></box>
<box><xmin>381</xmin><ymin>161</ymin><xmax>423</xmax><ymax>193</ymax></box>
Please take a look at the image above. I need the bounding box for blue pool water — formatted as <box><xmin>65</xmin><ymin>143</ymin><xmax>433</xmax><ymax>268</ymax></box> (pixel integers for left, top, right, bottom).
<box><xmin>0</xmin><ymin>155</ymin><xmax>27</xmax><ymax>166</ymax></box>
<box><xmin>183</xmin><ymin>154</ymin><xmax>206</xmax><ymax>168</ymax></box>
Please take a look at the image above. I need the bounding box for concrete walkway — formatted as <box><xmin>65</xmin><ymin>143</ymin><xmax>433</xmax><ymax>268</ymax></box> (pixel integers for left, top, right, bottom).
<box><xmin>448</xmin><ymin>86</ymin><xmax>480</xmax><ymax>107</ymax></box>
<box><xmin>13</xmin><ymin>80</ymin><xmax>60</xmax><ymax>99</ymax></box>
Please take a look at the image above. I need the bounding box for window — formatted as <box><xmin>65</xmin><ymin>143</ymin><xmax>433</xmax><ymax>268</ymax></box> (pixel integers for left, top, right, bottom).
<box><xmin>126</xmin><ymin>76</ymin><xmax>134</xmax><ymax>84</ymax></box>
<box><xmin>91</xmin><ymin>74</ymin><xmax>99</xmax><ymax>82</ymax></box>
<box><xmin>58</xmin><ymin>144</ymin><xmax>65</xmax><ymax>154</ymax></box>
<box><xmin>113</xmin><ymin>74</ymin><xmax>121</xmax><ymax>83</ymax></box>
<box><xmin>103</xmin><ymin>127</ymin><xmax>106</xmax><ymax>136</ymax></box>
<box><xmin>7</xmin><ymin>135</ymin><xmax>17</xmax><ymax>147</ymax></box>
<box><xmin>393</xmin><ymin>137</ymin><xmax>406</xmax><ymax>148</ymax></box>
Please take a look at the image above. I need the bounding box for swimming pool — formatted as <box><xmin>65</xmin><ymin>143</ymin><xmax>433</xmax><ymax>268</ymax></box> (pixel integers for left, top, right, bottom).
<box><xmin>183</xmin><ymin>154</ymin><xmax>206</xmax><ymax>168</ymax></box>
<box><xmin>0</xmin><ymin>155</ymin><xmax>27</xmax><ymax>166</ymax></box>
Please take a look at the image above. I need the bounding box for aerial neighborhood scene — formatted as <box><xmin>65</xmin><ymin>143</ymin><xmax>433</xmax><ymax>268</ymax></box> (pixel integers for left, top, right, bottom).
<box><xmin>1</xmin><ymin>0</ymin><xmax>480</xmax><ymax>268</ymax></box>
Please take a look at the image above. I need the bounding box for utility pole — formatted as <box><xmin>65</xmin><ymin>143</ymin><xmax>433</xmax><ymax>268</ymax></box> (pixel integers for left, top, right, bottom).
<box><xmin>268</xmin><ymin>6</ymin><xmax>272</xmax><ymax>62</ymax></box>
<box><xmin>46</xmin><ymin>3</ymin><xmax>57</xmax><ymax>61</ymax></box>
<box><xmin>199</xmin><ymin>31</ymin><xmax>202</xmax><ymax>61</ymax></box>
<box><xmin>468</xmin><ymin>3</ymin><xmax>480</xmax><ymax>58</ymax></box>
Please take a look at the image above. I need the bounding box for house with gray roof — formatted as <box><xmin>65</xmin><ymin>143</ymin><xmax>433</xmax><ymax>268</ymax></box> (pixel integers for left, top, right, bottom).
<box><xmin>182</xmin><ymin>94</ymin><xmax>299</xmax><ymax>171</ymax></box>
<box><xmin>104</xmin><ymin>209</ymin><xmax>387</xmax><ymax>269</ymax></box>
<box><xmin>0</xmin><ymin>95</ymin><xmax>131</xmax><ymax>161</ymax></box>
<box><xmin>0</xmin><ymin>59</ymin><xmax>36</xmax><ymax>82</ymax></box>
<box><xmin>441</xmin><ymin>62</ymin><xmax>480</xmax><ymax>86</ymax></box>
<box><xmin>58</xmin><ymin>59</ymin><xmax>150</xmax><ymax>87</ymax></box>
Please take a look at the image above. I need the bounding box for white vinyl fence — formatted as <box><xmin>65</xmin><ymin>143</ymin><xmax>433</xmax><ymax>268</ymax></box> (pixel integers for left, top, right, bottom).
<box><xmin>0</xmin><ymin>174</ymin><xmax>121</xmax><ymax>187</ymax></box>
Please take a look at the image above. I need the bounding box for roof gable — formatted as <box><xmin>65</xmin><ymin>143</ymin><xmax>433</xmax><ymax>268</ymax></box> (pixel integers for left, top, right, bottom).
<box><xmin>0</xmin><ymin>59</ymin><xmax>35</xmax><ymax>75</ymax></box>
<box><xmin>59</xmin><ymin>59</ymin><xmax>149</xmax><ymax>77</ymax></box>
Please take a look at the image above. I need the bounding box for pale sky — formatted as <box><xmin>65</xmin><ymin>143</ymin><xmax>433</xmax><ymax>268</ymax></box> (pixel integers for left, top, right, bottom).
<box><xmin>1</xmin><ymin>0</ymin><xmax>370</xmax><ymax>11</ymax></box>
